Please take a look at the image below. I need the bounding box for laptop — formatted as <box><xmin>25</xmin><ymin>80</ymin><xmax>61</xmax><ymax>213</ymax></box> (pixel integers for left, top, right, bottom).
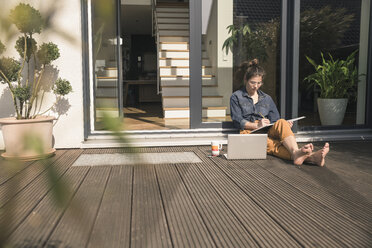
<box><xmin>224</xmin><ymin>134</ymin><xmax>267</xmax><ymax>159</ymax></box>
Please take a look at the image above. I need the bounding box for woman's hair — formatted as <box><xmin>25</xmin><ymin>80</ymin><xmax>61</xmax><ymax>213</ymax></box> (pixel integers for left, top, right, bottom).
<box><xmin>234</xmin><ymin>59</ymin><xmax>265</xmax><ymax>88</ymax></box>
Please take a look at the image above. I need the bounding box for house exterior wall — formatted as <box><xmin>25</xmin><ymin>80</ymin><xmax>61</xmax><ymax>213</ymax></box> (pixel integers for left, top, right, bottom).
<box><xmin>0</xmin><ymin>0</ymin><xmax>85</xmax><ymax>149</ymax></box>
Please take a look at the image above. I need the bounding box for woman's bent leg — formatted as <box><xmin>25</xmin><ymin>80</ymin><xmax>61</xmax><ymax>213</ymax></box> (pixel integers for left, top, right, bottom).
<box><xmin>268</xmin><ymin>119</ymin><xmax>313</xmax><ymax>165</ymax></box>
<box><xmin>267</xmin><ymin>138</ymin><xmax>292</xmax><ymax>160</ymax></box>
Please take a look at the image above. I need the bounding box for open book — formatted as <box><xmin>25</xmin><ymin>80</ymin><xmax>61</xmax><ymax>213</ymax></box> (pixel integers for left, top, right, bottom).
<box><xmin>250</xmin><ymin>116</ymin><xmax>306</xmax><ymax>134</ymax></box>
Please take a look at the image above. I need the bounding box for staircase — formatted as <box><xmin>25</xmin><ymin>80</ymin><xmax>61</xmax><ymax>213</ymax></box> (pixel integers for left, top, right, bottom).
<box><xmin>155</xmin><ymin>3</ymin><xmax>227</xmax><ymax>119</ymax></box>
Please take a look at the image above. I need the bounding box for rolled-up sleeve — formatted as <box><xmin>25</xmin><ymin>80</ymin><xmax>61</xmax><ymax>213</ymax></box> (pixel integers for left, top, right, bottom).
<box><xmin>230</xmin><ymin>94</ymin><xmax>248</xmax><ymax>130</ymax></box>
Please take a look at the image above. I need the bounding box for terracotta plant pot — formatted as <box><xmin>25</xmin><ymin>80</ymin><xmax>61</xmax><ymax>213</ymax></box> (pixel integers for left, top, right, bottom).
<box><xmin>0</xmin><ymin>116</ymin><xmax>56</xmax><ymax>161</ymax></box>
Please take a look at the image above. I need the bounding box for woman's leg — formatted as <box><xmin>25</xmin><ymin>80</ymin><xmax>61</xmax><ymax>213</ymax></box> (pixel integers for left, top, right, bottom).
<box><xmin>268</xmin><ymin>119</ymin><xmax>313</xmax><ymax>165</ymax></box>
<box><xmin>266</xmin><ymin>138</ymin><xmax>292</xmax><ymax>160</ymax></box>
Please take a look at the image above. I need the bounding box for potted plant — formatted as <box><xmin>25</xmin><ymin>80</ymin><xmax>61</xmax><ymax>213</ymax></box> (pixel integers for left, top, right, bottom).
<box><xmin>304</xmin><ymin>50</ymin><xmax>359</xmax><ymax>125</ymax></box>
<box><xmin>0</xmin><ymin>3</ymin><xmax>72</xmax><ymax>160</ymax></box>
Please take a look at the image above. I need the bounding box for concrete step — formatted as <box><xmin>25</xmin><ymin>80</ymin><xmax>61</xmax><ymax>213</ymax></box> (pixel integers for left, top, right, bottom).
<box><xmin>163</xmin><ymin>107</ymin><xmax>227</xmax><ymax>118</ymax></box>
<box><xmin>159</xmin><ymin>58</ymin><xmax>210</xmax><ymax>66</ymax></box>
<box><xmin>160</xmin><ymin>42</ymin><xmax>189</xmax><ymax>50</ymax></box>
<box><xmin>157</xmin><ymin>17</ymin><xmax>189</xmax><ymax>24</ymax></box>
<box><xmin>160</xmin><ymin>76</ymin><xmax>216</xmax><ymax>86</ymax></box>
<box><xmin>158</xmin><ymin>23</ymin><xmax>189</xmax><ymax>30</ymax></box>
<box><xmin>162</xmin><ymin>95</ymin><xmax>223</xmax><ymax>108</ymax></box>
<box><xmin>157</xmin><ymin>12</ymin><xmax>189</xmax><ymax>18</ymax></box>
<box><xmin>159</xmin><ymin>66</ymin><xmax>212</xmax><ymax>76</ymax></box>
<box><xmin>159</xmin><ymin>36</ymin><xmax>189</xmax><ymax>42</ymax></box>
<box><xmin>161</xmin><ymin>85</ymin><xmax>218</xmax><ymax>96</ymax></box>
<box><xmin>159</xmin><ymin>29</ymin><xmax>189</xmax><ymax>36</ymax></box>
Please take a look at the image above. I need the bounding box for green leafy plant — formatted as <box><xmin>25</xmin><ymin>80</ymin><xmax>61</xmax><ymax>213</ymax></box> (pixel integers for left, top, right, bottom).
<box><xmin>304</xmin><ymin>50</ymin><xmax>359</xmax><ymax>99</ymax></box>
<box><xmin>0</xmin><ymin>3</ymin><xmax>72</xmax><ymax>119</ymax></box>
<box><xmin>222</xmin><ymin>20</ymin><xmax>278</xmax><ymax>63</ymax></box>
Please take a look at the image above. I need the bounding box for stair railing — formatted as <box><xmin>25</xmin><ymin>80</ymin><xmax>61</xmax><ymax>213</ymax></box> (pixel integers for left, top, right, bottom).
<box><xmin>151</xmin><ymin>0</ymin><xmax>161</xmax><ymax>95</ymax></box>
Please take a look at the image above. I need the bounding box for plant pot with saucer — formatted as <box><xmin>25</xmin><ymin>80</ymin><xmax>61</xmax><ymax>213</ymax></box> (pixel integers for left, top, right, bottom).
<box><xmin>0</xmin><ymin>3</ymin><xmax>72</xmax><ymax>161</ymax></box>
<box><xmin>304</xmin><ymin>50</ymin><xmax>360</xmax><ymax>126</ymax></box>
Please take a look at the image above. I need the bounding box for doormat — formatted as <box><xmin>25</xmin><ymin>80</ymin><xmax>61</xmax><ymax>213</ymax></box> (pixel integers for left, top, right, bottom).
<box><xmin>72</xmin><ymin>152</ymin><xmax>202</xmax><ymax>166</ymax></box>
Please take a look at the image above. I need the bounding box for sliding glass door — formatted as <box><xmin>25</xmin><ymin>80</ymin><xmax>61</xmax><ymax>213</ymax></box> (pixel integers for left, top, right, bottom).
<box><xmin>91</xmin><ymin>0</ymin><xmax>123</xmax><ymax>130</ymax></box>
<box><xmin>190</xmin><ymin>0</ymin><xmax>282</xmax><ymax>128</ymax></box>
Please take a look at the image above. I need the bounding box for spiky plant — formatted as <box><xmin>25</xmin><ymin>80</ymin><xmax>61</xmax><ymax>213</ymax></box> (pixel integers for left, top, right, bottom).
<box><xmin>304</xmin><ymin>50</ymin><xmax>359</xmax><ymax>99</ymax></box>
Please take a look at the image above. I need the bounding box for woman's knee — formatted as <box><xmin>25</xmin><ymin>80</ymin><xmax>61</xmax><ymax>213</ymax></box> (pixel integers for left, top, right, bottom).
<box><xmin>276</xmin><ymin>119</ymin><xmax>287</xmax><ymax>124</ymax></box>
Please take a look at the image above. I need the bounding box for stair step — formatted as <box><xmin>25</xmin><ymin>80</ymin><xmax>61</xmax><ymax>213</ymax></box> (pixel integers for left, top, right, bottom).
<box><xmin>96</xmin><ymin>108</ymin><xmax>119</xmax><ymax>118</ymax></box>
<box><xmin>162</xmin><ymin>95</ymin><xmax>223</xmax><ymax>108</ymax></box>
<box><xmin>159</xmin><ymin>36</ymin><xmax>189</xmax><ymax>42</ymax></box>
<box><xmin>96</xmin><ymin>87</ymin><xmax>117</xmax><ymax>98</ymax></box>
<box><xmin>157</xmin><ymin>18</ymin><xmax>189</xmax><ymax>24</ymax></box>
<box><xmin>159</xmin><ymin>58</ymin><xmax>210</xmax><ymax>66</ymax></box>
<box><xmin>156</xmin><ymin>2</ymin><xmax>189</xmax><ymax>8</ymax></box>
<box><xmin>96</xmin><ymin>79</ymin><xmax>117</xmax><ymax>88</ymax></box>
<box><xmin>160</xmin><ymin>77</ymin><xmax>216</xmax><ymax>86</ymax></box>
<box><xmin>156</xmin><ymin>7</ymin><xmax>189</xmax><ymax>13</ymax></box>
<box><xmin>158</xmin><ymin>23</ymin><xmax>189</xmax><ymax>30</ymax></box>
<box><xmin>160</xmin><ymin>66</ymin><xmax>212</xmax><ymax>76</ymax></box>
<box><xmin>160</xmin><ymin>75</ymin><xmax>214</xmax><ymax>78</ymax></box>
<box><xmin>161</xmin><ymin>85</ymin><xmax>218</xmax><ymax>96</ymax></box>
<box><xmin>160</xmin><ymin>42</ymin><xmax>189</xmax><ymax>50</ymax></box>
<box><xmin>157</xmin><ymin>12</ymin><xmax>189</xmax><ymax>18</ymax></box>
<box><xmin>159</xmin><ymin>50</ymin><xmax>208</xmax><ymax>59</ymax></box>
<box><xmin>163</xmin><ymin>107</ymin><xmax>227</xmax><ymax>119</ymax></box>
<box><xmin>159</xmin><ymin>50</ymin><xmax>189</xmax><ymax>58</ymax></box>
<box><xmin>96</xmin><ymin>97</ymin><xmax>118</xmax><ymax>108</ymax></box>
<box><xmin>159</xmin><ymin>30</ymin><xmax>189</xmax><ymax>36</ymax></box>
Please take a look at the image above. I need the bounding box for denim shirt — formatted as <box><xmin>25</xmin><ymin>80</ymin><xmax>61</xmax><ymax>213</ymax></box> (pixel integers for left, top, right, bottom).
<box><xmin>230</xmin><ymin>88</ymin><xmax>280</xmax><ymax>130</ymax></box>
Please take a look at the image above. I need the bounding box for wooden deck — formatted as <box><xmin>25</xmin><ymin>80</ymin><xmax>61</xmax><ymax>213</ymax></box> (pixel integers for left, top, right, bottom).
<box><xmin>1</xmin><ymin>141</ymin><xmax>372</xmax><ymax>247</ymax></box>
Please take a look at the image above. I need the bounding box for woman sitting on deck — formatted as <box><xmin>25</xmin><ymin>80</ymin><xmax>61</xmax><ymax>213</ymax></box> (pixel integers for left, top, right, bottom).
<box><xmin>230</xmin><ymin>59</ymin><xmax>329</xmax><ymax>166</ymax></box>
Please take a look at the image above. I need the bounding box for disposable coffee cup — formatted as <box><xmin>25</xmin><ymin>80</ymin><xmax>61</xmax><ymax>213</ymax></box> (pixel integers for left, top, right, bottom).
<box><xmin>211</xmin><ymin>141</ymin><xmax>223</xmax><ymax>156</ymax></box>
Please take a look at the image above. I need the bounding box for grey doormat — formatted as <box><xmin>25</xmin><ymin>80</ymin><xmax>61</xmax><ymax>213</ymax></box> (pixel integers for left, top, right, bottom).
<box><xmin>72</xmin><ymin>152</ymin><xmax>202</xmax><ymax>166</ymax></box>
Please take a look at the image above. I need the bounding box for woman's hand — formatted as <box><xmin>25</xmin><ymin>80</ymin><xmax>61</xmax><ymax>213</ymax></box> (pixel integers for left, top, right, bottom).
<box><xmin>258</xmin><ymin>118</ymin><xmax>270</xmax><ymax>128</ymax></box>
<box><xmin>287</xmin><ymin>120</ymin><xmax>293</xmax><ymax>128</ymax></box>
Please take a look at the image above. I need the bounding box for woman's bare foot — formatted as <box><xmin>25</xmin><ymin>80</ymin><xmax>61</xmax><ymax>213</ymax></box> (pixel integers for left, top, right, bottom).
<box><xmin>293</xmin><ymin>143</ymin><xmax>313</xmax><ymax>166</ymax></box>
<box><xmin>306</xmin><ymin>143</ymin><xmax>330</xmax><ymax>166</ymax></box>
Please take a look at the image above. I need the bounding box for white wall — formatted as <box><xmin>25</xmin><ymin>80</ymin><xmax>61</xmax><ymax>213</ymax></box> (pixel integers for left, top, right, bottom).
<box><xmin>0</xmin><ymin>0</ymin><xmax>85</xmax><ymax>149</ymax></box>
<box><xmin>204</xmin><ymin>0</ymin><xmax>233</xmax><ymax>115</ymax></box>
<box><xmin>217</xmin><ymin>0</ymin><xmax>233</xmax><ymax>114</ymax></box>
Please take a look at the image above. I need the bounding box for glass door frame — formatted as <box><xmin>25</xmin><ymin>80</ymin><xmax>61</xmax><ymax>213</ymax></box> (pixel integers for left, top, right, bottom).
<box><xmin>83</xmin><ymin>0</ymin><xmax>124</xmax><ymax>137</ymax></box>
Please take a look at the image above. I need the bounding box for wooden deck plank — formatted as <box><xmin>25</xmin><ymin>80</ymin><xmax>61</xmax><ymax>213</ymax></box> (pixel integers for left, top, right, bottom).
<box><xmin>0</xmin><ymin>150</ymin><xmax>66</xmax><ymax>206</ymax></box>
<box><xmin>194</xmin><ymin>148</ymin><xmax>301</xmax><ymax>248</ymax></box>
<box><xmin>0</xmin><ymin>160</ymin><xmax>34</xmax><ymax>185</ymax></box>
<box><xmin>6</xmin><ymin>166</ymin><xmax>90</xmax><ymax>247</ymax></box>
<box><xmin>155</xmin><ymin>163</ymin><xmax>216</xmax><ymax>247</ymax></box>
<box><xmin>45</xmin><ymin>166</ymin><xmax>111</xmax><ymax>247</ymax></box>
<box><xmin>87</xmin><ymin>165</ymin><xmax>133</xmax><ymax>248</ymax></box>
<box><xmin>197</xmin><ymin>146</ymin><xmax>343</xmax><ymax>247</ymax></box>
<box><xmin>233</xmin><ymin>159</ymin><xmax>372</xmax><ymax>247</ymax></box>
<box><xmin>131</xmin><ymin>164</ymin><xmax>172</xmax><ymax>248</ymax></box>
<box><xmin>0</xmin><ymin>149</ymin><xmax>83</xmax><ymax>240</ymax></box>
<box><xmin>296</xmin><ymin>143</ymin><xmax>372</xmax><ymax>207</ymax></box>
<box><xmin>175</xmin><ymin>163</ymin><xmax>260</xmax><ymax>247</ymax></box>
<box><xmin>253</xmin><ymin>157</ymin><xmax>372</xmax><ymax>233</ymax></box>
